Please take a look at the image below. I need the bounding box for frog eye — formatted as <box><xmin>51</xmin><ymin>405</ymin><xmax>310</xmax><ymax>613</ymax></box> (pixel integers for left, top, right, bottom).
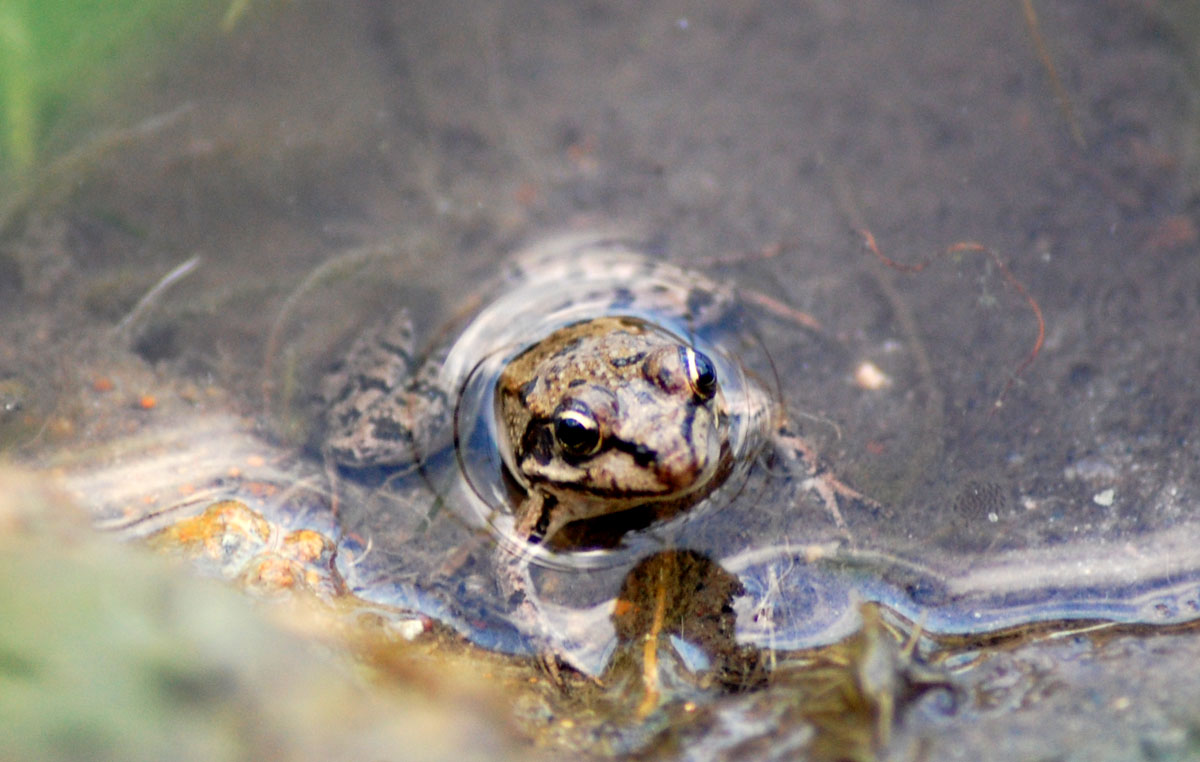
<box><xmin>682</xmin><ymin>347</ymin><xmax>718</xmax><ymax>400</ymax></box>
<box><xmin>553</xmin><ymin>401</ymin><xmax>602</xmax><ymax>457</ymax></box>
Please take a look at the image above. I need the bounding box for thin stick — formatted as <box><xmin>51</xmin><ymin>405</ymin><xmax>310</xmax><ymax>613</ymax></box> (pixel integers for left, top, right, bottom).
<box><xmin>1021</xmin><ymin>0</ymin><xmax>1086</xmax><ymax>149</ymax></box>
<box><xmin>740</xmin><ymin>289</ymin><xmax>824</xmax><ymax>332</ymax></box>
<box><xmin>113</xmin><ymin>255</ymin><xmax>202</xmax><ymax>338</ymax></box>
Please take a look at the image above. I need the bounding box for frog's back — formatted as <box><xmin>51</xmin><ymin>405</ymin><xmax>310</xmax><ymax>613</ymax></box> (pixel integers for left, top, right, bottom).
<box><xmin>440</xmin><ymin>234</ymin><xmax>735</xmax><ymax>390</ymax></box>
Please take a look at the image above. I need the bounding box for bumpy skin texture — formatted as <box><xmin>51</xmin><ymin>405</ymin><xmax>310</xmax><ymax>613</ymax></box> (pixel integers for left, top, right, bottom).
<box><xmin>495</xmin><ymin>316</ymin><xmax>730</xmax><ymax>542</ymax></box>
<box><xmin>321</xmin><ymin>309</ymin><xmax>450</xmax><ymax>467</ymax></box>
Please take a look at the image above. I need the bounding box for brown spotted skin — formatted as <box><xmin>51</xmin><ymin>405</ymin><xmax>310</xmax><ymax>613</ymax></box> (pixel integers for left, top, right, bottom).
<box><xmin>496</xmin><ymin>316</ymin><xmax>730</xmax><ymax>542</ymax></box>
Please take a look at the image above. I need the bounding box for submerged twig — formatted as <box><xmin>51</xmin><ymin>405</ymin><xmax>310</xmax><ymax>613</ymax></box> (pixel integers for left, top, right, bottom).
<box><xmin>112</xmin><ymin>255</ymin><xmax>203</xmax><ymax>339</ymax></box>
<box><xmin>1021</xmin><ymin>0</ymin><xmax>1087</xmax><ymax>149</ymax></box>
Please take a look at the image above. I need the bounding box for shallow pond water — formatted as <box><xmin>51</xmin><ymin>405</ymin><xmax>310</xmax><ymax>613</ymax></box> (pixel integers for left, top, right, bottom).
<box><xmin>5</xmin><ymin>0</ymin><xmax>1200</xmax><ymax>759</ymax></box>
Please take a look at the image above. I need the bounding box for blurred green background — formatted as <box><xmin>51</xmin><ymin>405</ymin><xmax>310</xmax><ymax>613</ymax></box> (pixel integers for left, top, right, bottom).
<box><xmin>0</xmin><ymin>0</ymin><xmax>229</xmax><ymax>176</ymax></box>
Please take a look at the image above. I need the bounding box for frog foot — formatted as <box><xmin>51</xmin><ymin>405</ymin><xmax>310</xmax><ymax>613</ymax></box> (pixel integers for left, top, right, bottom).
<box><xmin>774</xmin><ymin>427</ymin><xmax>884</xmax><ymax>537</ymax></box>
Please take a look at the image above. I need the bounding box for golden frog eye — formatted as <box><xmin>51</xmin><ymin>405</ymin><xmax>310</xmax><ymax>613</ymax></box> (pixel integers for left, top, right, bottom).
<box><xmin>682</xmin><ymin>347</ymin><xmax>718</xmax><ymax>401</ymax></box>
<box><xmin>553</xmin><ymin>401</ymin><xmax>602</xmax><ymax>457</ymax></box>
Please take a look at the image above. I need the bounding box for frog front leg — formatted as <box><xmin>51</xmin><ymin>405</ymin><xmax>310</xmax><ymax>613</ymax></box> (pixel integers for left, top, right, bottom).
<box><xmin>773</xmin><ymin>424</ymin><xmax>884</xmax><ymax>535</ymax></box>
<box><xmin>494</xmin><ymin>491</ymin><xmax>592</xmax><ymax>680</ymax></box>
<box><xmin>322</xmin><ymin>309</ymin><xmax>449</xmax><ymax>468</ymax></box>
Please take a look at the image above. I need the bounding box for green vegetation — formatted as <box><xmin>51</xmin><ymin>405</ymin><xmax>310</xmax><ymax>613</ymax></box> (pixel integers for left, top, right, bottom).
<box><xmin>0</xmin><ymin>0</ymin><xmax>225</xmax><ymax>175</ymax></box>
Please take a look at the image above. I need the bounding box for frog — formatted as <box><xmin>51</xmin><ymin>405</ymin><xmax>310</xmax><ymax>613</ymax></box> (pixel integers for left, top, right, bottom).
<box><xmin>321</xmin><ymin>233</ymin><xmax>881</xmax><ymax>669</ymax></box>
<box><xmin>326</xmin><ymin>235</ymin><xmax>749</xmax><ymax>540</ymax></box>
<box><xmin>322</xmin><ymin>233</ymin><xmax>880</xmax><ymax>540</ymax></box>
<box><xmin>494</xmin><ymin>314</ymin><xmax>733</xmax><ymax>546</ymax></box>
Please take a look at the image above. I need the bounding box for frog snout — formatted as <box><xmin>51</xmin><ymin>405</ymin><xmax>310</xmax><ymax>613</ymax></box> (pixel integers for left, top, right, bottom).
<box><xmin>650</xmin><ymin>405</ymin><xmax>723</xmax><ymax>492</ymax></box>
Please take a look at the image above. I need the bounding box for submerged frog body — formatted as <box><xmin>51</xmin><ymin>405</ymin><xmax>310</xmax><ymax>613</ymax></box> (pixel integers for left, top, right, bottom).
<box><xmin>322</xmin><ymin>234</ymin><xmax>868</xmax><ymax>547</ymax></box>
